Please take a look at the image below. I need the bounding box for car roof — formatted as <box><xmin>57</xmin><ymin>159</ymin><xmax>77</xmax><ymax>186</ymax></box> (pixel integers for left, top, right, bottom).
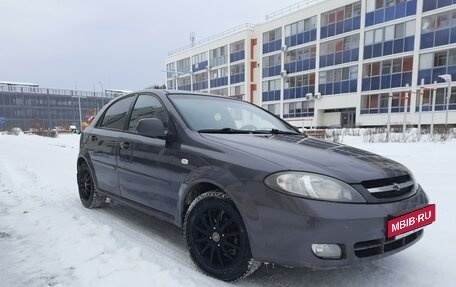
<box><xmin>117</xmin><ymin>89</ymin><xmax>239</xmax><ymax>101</ymax></box>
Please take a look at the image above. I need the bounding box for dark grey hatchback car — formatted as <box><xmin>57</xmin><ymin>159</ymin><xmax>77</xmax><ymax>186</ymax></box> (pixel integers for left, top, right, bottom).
<box><xmin>77</xmin><ymin>90</ymin><xmax>430</xmax><ymax>281</ymax></box>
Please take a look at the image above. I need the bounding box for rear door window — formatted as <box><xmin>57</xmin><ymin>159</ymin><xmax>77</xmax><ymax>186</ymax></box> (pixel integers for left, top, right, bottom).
<box><xmin>99</xmin><ymin>96</ymin><xmax>135</xmax><ymax>130</ymax></box>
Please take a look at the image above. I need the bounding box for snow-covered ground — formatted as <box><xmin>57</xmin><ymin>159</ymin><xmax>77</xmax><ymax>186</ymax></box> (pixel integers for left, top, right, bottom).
<box><xmin>0</xmin><ymin>134</ymin><xmax>454</xmax><ymax>287</ymax></box>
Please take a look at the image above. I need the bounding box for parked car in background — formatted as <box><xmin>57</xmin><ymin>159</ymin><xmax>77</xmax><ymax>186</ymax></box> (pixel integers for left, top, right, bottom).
<box><xmin>77</xmin><ymin>90</ymin><xmax>432</xmax><ymax>281</ymax></box>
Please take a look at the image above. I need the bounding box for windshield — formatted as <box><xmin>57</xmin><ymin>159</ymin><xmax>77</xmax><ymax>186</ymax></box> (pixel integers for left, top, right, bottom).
<box><xmin>168</xmin><ymin>94</ymin><xmax>298</xmax><ymax>134</ymax></box>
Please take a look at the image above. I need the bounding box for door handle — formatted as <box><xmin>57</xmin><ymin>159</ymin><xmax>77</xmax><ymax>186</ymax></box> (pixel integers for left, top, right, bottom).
<box><xmin>89</xmin><ymin>135</ymin><xmax>97</xmax><ymax>142</ymax></box>
<box><xmin>120</xmin><ymin>142</ymin><xmax>131</xmax><ymax>149</ymax></box>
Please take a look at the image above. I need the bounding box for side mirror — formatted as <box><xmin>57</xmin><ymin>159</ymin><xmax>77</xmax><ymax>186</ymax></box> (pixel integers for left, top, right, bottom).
<box><xmin>136</xmin><ymin>118</ymin><xmax>165</xmax><ymax>138</ymax></box>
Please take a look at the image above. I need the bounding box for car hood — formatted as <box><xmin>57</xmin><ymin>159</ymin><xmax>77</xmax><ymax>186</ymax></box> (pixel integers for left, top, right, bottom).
<box><xmin>201</xmin><ymin>133</ymin><xmax>410</xmax><ymax>184</ymax></box>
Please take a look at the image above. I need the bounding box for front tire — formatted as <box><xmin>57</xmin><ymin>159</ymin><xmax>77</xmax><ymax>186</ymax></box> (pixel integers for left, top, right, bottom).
<box><xmin>77</xmin><ymin>162</ymin><xmax>106</xmax><ymax>208</ymax></box>
<box><xmin>183</xmin><ymin>191</ymin><xmax>260</xmax><ymax>281</ymax></box>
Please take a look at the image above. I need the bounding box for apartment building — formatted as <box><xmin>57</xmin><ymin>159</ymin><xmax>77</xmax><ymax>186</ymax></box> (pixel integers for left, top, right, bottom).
<box><xmin>165</xmin><ymin>0</ymin><xmax>456</xmax><ymax>128</ymax></box>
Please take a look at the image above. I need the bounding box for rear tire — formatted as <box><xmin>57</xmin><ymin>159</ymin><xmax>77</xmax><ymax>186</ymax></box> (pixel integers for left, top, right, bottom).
<box><xmin>183</xmin><ymin>191</ymin><xmax>260</xmax><ymax>281</ymax></box>
<box><xmin>77</xmin><ymin>162</ymin><xmax>106</xmax><ymax>208</ymax></box>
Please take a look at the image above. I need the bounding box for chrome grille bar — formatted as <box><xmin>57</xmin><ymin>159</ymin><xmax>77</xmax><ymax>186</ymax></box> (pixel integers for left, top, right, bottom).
<box><xmin>367</xmin><ymin>180</ymin><xmax>414</xmax><ymax>193</ymax></box>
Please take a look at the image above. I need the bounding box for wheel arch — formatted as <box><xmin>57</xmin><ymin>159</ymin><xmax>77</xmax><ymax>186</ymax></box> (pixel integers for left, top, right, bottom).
<box><xmin>177</xmin><ymin>180</ymin><xmax>252</xmax><ymax>231</ymax></box>
<box><xmin>77</xmin><ymin>156</ymin><xmax>87</xmax><ymax>171</ymax></box>
<box><xmin>178</xmin><ymin>180</ymin><xmax>225</xmax><ymax>227</ymax></box>
<box><xmin>76</xmin><ymin>155</ymin><xmax>100</xmax><ymax>190</ymax></box>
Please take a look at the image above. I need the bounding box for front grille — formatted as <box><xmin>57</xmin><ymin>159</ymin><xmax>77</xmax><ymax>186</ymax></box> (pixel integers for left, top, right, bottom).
<box><xmin>354</xmin><ymin>229</ymin><xmax>422</xmax><ymax>258</ymax></box>
<box><xmin>362</xmin><ymin>174</ymin><xmax>411</xmax><ymax>189</ymax></box>
<box><xmin>370</xmin><ymin>185</ymin><xmax>414</xmax><ymax>198</ymax></box>
<box><xmin>361</xmin><ymin>174</ymin><xmax>415</xmax><ymax>199</ymax></box>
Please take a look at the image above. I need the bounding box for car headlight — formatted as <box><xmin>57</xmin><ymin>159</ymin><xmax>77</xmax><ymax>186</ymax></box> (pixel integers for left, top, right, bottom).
<box><xmin>264</xmin><ymin>172</ymin><xmax>366</xmax><ymax>203</ymax></box>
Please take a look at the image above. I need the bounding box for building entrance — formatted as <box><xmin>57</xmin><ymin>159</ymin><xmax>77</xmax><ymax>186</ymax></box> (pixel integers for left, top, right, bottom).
<box><xmin>341</xmin><ymin>109</ymin><xmax>356</xmax><ymax>128</ymax></box>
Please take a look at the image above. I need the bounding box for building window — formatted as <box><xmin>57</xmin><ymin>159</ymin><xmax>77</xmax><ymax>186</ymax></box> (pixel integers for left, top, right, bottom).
<box><xmin>321</xmin><ymin>1</ymin><xmax>361</xmax><ymax>39</ymax></box>
<box><xmin>230</xmin><ymin>63</ymin><xmax>245</xmax><ymax>84</ymax></box>
<box><xmin>284</xmin><ymin>45</ymin><xmax>316</xmax><ymax>74</ymax></box>
<box><xmin>362</xmin><ymin>56</ymin><xmax>413</xmax><ymax>91</ymax></box>
<box><xmin>262</xmin><ymin>103</ymin><xmax>280</xmax><ymax>116</ymax></box>
<box><xmin>192</xmin><ymin>52</ymin><xmax>208</xmax><ymax>73</ymax></box>
<box><xmin>361</xmin><ymin>91</ymin><xmax>411</xmax><ymax>114</ymax></box>
<box><xmin>319</xmin><ymin>65</ymin><xmax>358</xmax><ymax>95</ymax></box>
<box><xmin>320</xmin><ymin>34</ymin><xmax>359</xmax><ymax>67</ymax></box>
<box><xmin>193</xmin><ymin>72</ymin><xmax>208</xmax><ymax>91</ymax></box>
<box><xmin>262</xmin><ymin>54</ymin><xmax>281</xmax><ymax>78</ymax></box>
<box><xmin>423</xmin><ymin>0</ymin><xmax>456</xmax><ymax>13</ymax></box>
<box><xmin>365</xmin><ymin>0</ymin><xmax>417</xmax><ymax>27</ymax></box>
<box><xmin>177</xmin><ymin>76</ymin><xmax>191</xmax><ymax>91</ymax></box>
<box><xmin>230</xmin><ymin>40</ymin><xmax>245</xmax><ymax>62</ymax></box>
<box><xmin>421</xmin><ymin>9</ymin><xmax>456</xmax><ymax>49</ymax></box>
<box><xmin>210</xmin><ymin>46</ymin><xmax>228</xmax><ymax>67</ymax></box>
<box><xmin>262</xmin><ymin>79</ymin><xmax>281</xmax><ymax>102</ymax></box>
<box><xmin>167</xmin><ymin>79</ymin><xmax>174</xmax><ymax>90</ymax></box>
<box><xmin>364</xmin><ymin>20</ymin><xmax>415</xmax><ymax>59</ymax></box>
<box><xmin>284</xmin><ymin>16</ymin><xmax>317</xmax><ymax>47</ymax></box>
<box><xmin>263</xmin><ymin>28</ymin><xmax>282</xmax><ymax>54</ymax></box>
<box><xmin>210</xmin><ymin>67</ymin><xmax>228</xmax><ymax>88</ymax></box>
<box><xmin>230</xmin><ymin>85</ymin><xmax>245</xmax><ymax>100</ymax></box>
<box><xmin>418</xmin><ymin>48</ymin><xmax>456</xmax><ymax>84</ymax></box>
<box><xmin>166</xmin><ymin>63</ymin><xmax>175</xmax><ymax>79</ymax></box>
<box><xmin>211</xmin><ymin>88</ymin><xmax>228</xmax><ymax>96</ymax></box>
<box><xmin>177</xmin><ymin>58</ymin><xmax>191</xmax><ymax>74</ymax></box>
<box><xmin>283</xmin><ymin>101</ymin><xmax>315</xmax><ymax>118</ymax></box>
<box><xmin>284</xmin><ymin>73</ymin><xmax>316</xmax><ymax>100</ymax></box>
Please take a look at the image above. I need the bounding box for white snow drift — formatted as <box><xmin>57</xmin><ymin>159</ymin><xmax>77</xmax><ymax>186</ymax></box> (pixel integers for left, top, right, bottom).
<box><xmin>0</xmin><ymin>134</ymin><xmax>454</xmax><ymax>287</ymax></box>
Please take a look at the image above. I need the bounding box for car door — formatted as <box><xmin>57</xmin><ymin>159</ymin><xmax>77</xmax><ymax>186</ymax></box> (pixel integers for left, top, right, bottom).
<box><xmin>86</xmin><ymin>95</ymin><xmax>136</xmax><ymax>195</ymax></box>
<box><xmin>117</xmin><ymin>94</ymin><xmax>177</xmax><ymax>215</ymax></box>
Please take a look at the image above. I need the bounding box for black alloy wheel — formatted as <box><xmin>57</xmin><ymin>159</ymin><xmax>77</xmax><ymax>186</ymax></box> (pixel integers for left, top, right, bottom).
<box><xmin>77</xmin><ymin>162</ymin><xmax>106</xmax><ymax>208</ymax></box>
<box><xmin>184</xmin><ymin>191</ymin><xmax>260</xmax><ymax>281</ymax></box>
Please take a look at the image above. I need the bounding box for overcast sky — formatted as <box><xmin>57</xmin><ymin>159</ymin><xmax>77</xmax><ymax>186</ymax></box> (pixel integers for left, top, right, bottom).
<box><xmin>0</xmin><ymin>0</ymin><xmax>299</xmax><ymax>92</ymax></box>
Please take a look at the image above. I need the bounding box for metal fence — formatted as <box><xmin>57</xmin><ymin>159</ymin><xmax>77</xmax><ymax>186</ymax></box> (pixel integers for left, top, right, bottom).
<box><xmin>0</xmin><ymin>85</ymin><xmax>120</xmax><ymax>98</ymax></box>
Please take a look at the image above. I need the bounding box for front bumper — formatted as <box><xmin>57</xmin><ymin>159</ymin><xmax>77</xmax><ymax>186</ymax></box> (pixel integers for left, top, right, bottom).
<box><xmin>230</xmin><ymin>182</ymin><xmax>429</xmax><ymax>268</ymax></box>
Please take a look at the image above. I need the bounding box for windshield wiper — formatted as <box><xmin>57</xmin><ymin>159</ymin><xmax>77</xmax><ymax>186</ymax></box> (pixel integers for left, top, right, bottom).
<box><xmin>198</xmin><ymin>128</ymin><xmax>252</xmax><ymax>134</ymax></box>
<box><xmin>252</xmin><ymin>129</ymin><xmax>301</xmax><ymax>135</ymax></box>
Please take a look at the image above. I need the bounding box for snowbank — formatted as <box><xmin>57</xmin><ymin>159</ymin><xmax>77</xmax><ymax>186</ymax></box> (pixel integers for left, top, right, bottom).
<box><xmin>0</xmin><ymin>134</ymin><xmax>454</xmax><ymax>287</ymax></box>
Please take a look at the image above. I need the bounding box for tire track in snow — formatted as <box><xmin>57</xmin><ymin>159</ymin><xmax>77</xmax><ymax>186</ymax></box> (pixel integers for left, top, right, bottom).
<box><xmin>0</xmin><ymin>135</ymin><xmax>323</xmax><ymax>287</ymax></box>
<box><xmin>3</xmin><ymin>134</ymin><xmax>451</xmax><ymax>287</ymax></box>
<box><xmin>88</xmin><ymin>204</ymin><xmax>192</xmax><ymax>267</ymax></box>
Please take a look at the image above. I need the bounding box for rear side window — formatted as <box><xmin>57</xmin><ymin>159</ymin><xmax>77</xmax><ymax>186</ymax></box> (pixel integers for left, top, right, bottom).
<box><xmin>99</xmin><ymin>96</ymin><xmax>135</xmax><ymax>130</ymax></box>
<box><xmin>128</xmin><ymin>95</ymin><xmax>169</xmax><ymax>133</ymax></box>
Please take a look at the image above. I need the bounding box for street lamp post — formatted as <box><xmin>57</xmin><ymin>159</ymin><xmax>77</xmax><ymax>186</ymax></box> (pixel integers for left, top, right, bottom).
<box><xmin>403</xmin><ymin>86</ymin><xmax>409</xmax><ymax>137</ymax></box>
<box><xmin>74</xmin><ymin>84</ymin><xmax>83</xmax><ymax>132</ymax></box>
<box><xmin>99</xmin><ymin>82</ymin><xmax>105</xmax><ymax>106</ymax></box>
<box><xmin>174</xmin><ymin>73</ymin><xmax>179</xmax><ymax>90</ymax></box>
<box><xmin>387</xmin><ymin>91</ymin><xmax>392</xmax><ymax>142</ymax></box>
<box><xmin>430</xmin><ymin>82</ymin><xmax>437</xmax><ymax>136</ymax></box>
<box><xmin>71</xmin><ymin>94</ymin><xmax>85</xmax><ymax>131</ymax></box>
<box><xmin>418</xmin><ymin>79</ymin><xmax>424</xmax><ymax>135</ymax></box>
<box><xmin>438</xmin><ymin>74</ymin><xmax>452</xmax><ymax>126</ymax></box>
<box><xmin>206</xmin><ymin>65</ymin><xmax>212</xmax><ymax>93</ymax></box>
<box><xmin>304</xmin><ymin>92</ymin><xmax>322</xmax><ymax>130</ymax></box>
<box><xmin>163</xmin><ymin>70</ymin><xmax>187</xmax><ymax>90</ymax></box>
<box><xmin>78</xmin><ymin>95</ymin><xmax>82</xmax><ymax>131</ymax></box>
